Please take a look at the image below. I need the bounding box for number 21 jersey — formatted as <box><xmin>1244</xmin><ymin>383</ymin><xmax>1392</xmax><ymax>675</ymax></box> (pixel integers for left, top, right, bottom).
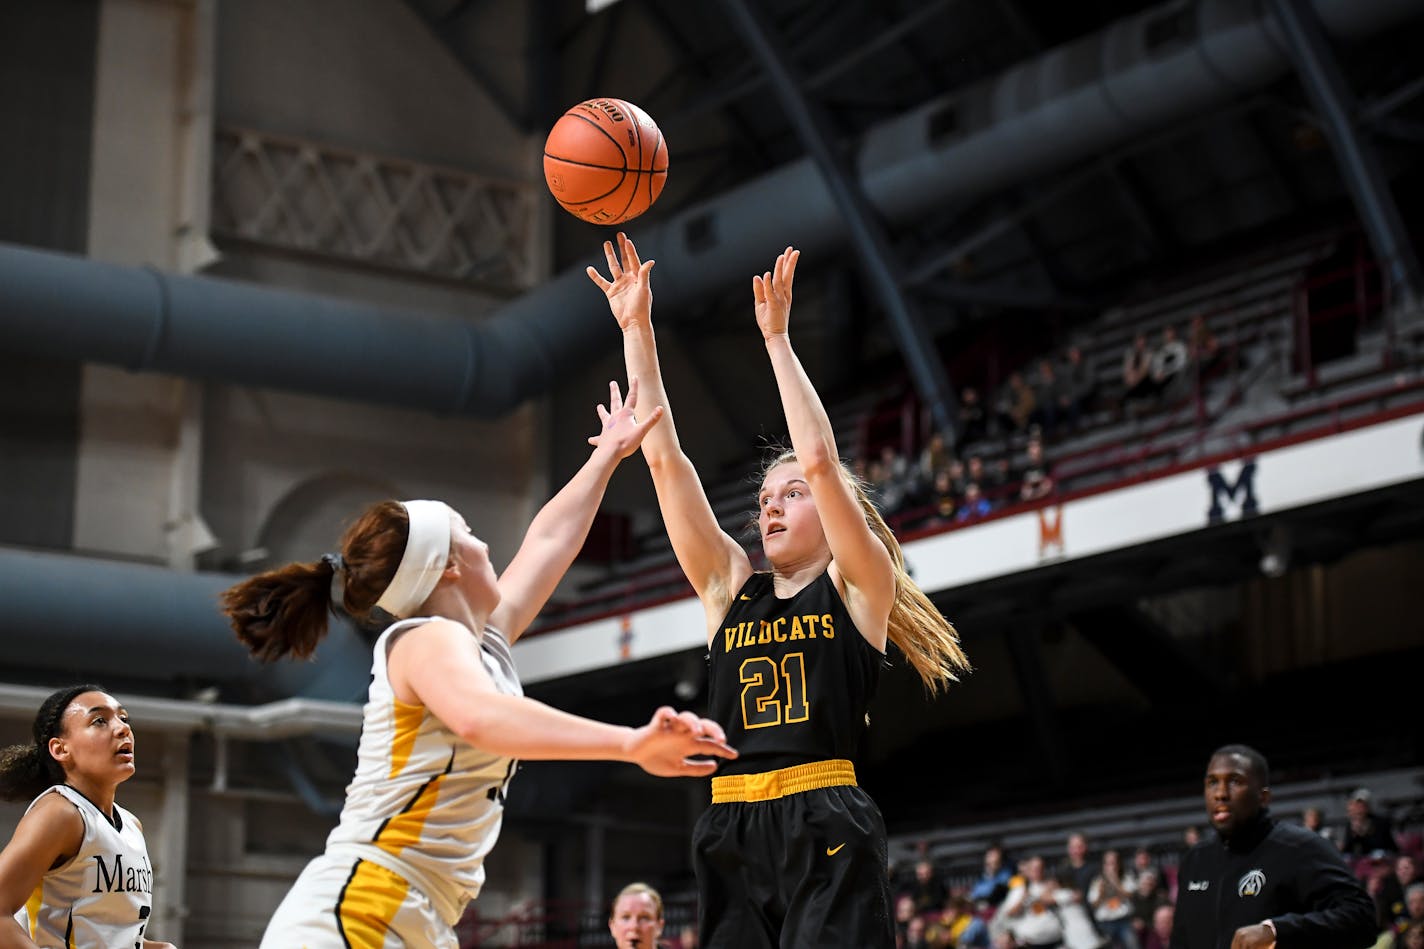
<box><xmin>707</xmin><ymin>571</ymin><xmax>885</xmax><ymax>776</ymax></box>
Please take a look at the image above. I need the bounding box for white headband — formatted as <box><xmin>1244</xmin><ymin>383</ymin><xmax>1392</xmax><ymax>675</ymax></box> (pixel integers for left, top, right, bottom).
<box><xmin>375</xmin><ymin>500</ymin><xmax>453</xmax><ymax>618</ymax></box>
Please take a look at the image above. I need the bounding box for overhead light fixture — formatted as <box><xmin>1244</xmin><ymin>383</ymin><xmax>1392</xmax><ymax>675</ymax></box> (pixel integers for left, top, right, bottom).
<box><xmin>586</xmin><ymin>0</ymin><xmax>624</xmax><ymax>12</ymax></box>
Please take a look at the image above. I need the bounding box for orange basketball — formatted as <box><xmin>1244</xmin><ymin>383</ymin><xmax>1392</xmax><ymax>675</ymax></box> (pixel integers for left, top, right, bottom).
<box><xmin>543</xmin><ymin>98</ymin><xmax>668</xmax><ymax>225</ymax></box>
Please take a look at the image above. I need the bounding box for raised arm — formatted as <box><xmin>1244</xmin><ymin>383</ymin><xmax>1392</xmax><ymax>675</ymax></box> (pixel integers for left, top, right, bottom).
<box><xmin>389</xmin><ymin>619</ymin><xmax>736</xmax><ymax>776</ymax></box>
<box><xmin>490</xmin><ymin>379</ymin><xmax>663</xmax><ymax>644</ymax></box>
<box><xmin>755</xmin><ymin>247</ymin><xmax>895</xmax><ymax>644</ymax></box>
<box><xmin>587</xmin><ymin>233</ymin><xmax>751</xmax><ymax>624</ymax></box>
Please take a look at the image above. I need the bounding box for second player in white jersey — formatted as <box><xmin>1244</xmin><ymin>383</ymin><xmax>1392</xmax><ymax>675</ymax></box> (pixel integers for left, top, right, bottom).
<box><xmin>225</xmin><ymin>380</ymin><xmax>736</xmax><ymax>948</ymax></box>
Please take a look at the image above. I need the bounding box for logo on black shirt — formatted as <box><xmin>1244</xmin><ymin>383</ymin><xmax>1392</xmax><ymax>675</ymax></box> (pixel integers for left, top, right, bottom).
<box><xmin>1238</xmin><ymin>869</ymin><xmax>1266</xmax><ymax>897</ymax></box>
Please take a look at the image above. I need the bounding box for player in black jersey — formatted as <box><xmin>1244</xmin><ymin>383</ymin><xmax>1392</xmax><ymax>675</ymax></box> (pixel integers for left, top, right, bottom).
<box><xmin>590</xmin><ymin>235</ymin><xmax>971</xmax><ymax>948</ymax></box>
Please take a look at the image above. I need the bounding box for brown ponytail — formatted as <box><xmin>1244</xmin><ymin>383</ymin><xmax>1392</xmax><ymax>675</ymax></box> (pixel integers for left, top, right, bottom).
<box><xmin>0</xmin><ymin>684</ymin><xmax>108</xmax><ymax>802</ymax></box>
<box><xmin>220</xmin><ymin>500</ymin><xmax>415</xmax><ymax>662</ymax></box>
<box><xmin>759</xmin><ymin>451</ymin><xmax>971</xmax><ymax>693</ymax></box>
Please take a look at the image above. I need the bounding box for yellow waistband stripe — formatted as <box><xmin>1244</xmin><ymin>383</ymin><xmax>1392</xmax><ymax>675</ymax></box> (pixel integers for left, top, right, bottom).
<box><xmin>711</xmin><ymin>759</ymin><xmax>857</xmax><ymax>803</ymax></box>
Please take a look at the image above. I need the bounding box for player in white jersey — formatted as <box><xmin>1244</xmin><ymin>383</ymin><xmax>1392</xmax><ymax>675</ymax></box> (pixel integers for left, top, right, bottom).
<box><xmin>221</xmin><ymin>379</ymin><xmax>737</xmax><ymax>948</ymax></box>
<box><xmin>0</xmin><ymin>684</ymin><xmax>177</xmax><ymax>948</ymax></box>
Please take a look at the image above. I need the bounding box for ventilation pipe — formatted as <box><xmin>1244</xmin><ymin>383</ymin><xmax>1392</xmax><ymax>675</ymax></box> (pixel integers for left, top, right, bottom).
<box><xmin>0</xmin><ymin>547</ymin><xmax>371</xmax><ymax>702</ymax></box>
<box><xmin>0</xmin><ymin>0</ymin><xmax>1417</xmax><ymax>693</ymax></box>
<box><xmin>0</xmin><ymin>0</ymin><xmax>1416</xmax><ymax>418</ymax></box>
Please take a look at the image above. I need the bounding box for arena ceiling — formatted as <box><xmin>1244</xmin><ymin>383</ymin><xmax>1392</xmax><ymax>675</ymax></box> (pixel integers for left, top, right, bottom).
<box><xmin>404</xmin><ymin>0</ymin><xmax>1424</xmax><ymax>340</ymax></box>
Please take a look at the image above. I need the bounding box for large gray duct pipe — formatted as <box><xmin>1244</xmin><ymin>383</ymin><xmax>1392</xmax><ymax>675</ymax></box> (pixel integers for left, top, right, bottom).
<box><xmin>3</xmin><ymin>0</ymin><xmax>1418</xmax><ymax>694</ymax></box>
<box><xmin>1</xmin><ymin>0</ymin><xmax>1417</xmax><ymax>419</ymax></box>
<box><xmin>0</xmin><ymin>547</ymin><xmax>372</xmax><ymax>702</ymax></box>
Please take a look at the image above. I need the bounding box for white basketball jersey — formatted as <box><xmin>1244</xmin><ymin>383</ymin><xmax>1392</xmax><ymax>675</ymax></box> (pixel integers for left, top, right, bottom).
<box><xmin>13</xmin><ymin>784</ymin><xmax>153</xmax><ymax>948</ymax></box>
<box><xmin>324</xmin><ymin>616</ymin><xmax>522</xmax><ymax>925</ymax></box>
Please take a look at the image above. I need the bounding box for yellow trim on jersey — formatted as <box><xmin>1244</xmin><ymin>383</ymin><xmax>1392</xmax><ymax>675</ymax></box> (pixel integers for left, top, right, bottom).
<box><xmin>375</xmin><ymin>771</ymin><xmax>447</xmax><ymax>857</ymax></box>
<box><xmin>388</xmin><ymin>699</ymin><xmax>425</xmax><ymax>779</ymax></box>
<box><xmin>336</xmin><ymin>859</ymin><xmax>408</xmax><ymax>943</ymax></box>
<box><xmin>711</xmin><ymin>758</ymin><xmax>856</xmax><ymax>803</ymax></box>
<box><xmin>24</xmin><ymin>885</ymin><xmax>40</xmax><ymax>937</ymax></box>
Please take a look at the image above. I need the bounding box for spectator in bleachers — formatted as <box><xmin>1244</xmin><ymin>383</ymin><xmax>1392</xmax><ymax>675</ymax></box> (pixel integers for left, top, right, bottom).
<box><xmin>1089</xmin><ymin>850</ymin><xmax>1139</xmax><ymax>949</ymax></box>
<box><xmin>937</xmin><ymin>896</ymin><xmax>981</xmax><ymax>948</ymax></box>
<box><xmin>966</xmin><ymin>455</ymin><xmax>987</xmax><ymax>490</ymax></box>
<box><xmin>1345</xmin><ymin>788</ymin><xmax>1400</xmax><ymax>859</ymax></box>
<box><xmin>1150</xmin><ymin>325</ymin><xmax>1189</xmax><ymax>402</ymax></box>
<box><xmin>1380</xmin><ymin>856</ymin><xmax>1421</xmax><ymax>931</ymax></box>
<box><xmin>971</xmin><ymin>844</ymin><xmax>1016</xmax><ymax>908</ymax></box>
<box><xmin>1181</xmin><ymin>825</ymin><xmax>1201</xmax><ymax>849</ymax></box>
<box><xmin>904</xmin><ymin>913</ymin><xmax>931</xmax><ymax>949</ymax></box>
<box><xmin>1397</xmin><ymin>923</ymin><xmax>1424</xmax><ymax>949</ymax></box>
<box><xmin>919</xmin><ymin>431</ymin><xmax>953</xmax><ymax>485</ymax></box>
<box><xmin>997</xmin><ymin>372</ymin><xmax>1037</xmax><ymax>434</ymax></box>
<box><xmin>1124</xmin><ymin>847</ymin><xmax>1157</xmax><ymax>892</ymax></box>
<box><xmin>673</xmin><ymin>923</ymin><xmax>698</xmax><ymax>949</ymax></box>
<box><xmin>956</xmin><ymin>483</ymin><xmax>992</xmax><ymax>523</ymax></box>
<box><xmin>1122</xmin><ymin>333</ymin><xmax>1156</xmax><ymax>411</ymax></box>
<box><xmin>1150</xmin><ymin>324</ymin><xmax>1184</xmax><ymax>398</ymax></box>
<box><xmin>1062</xmin><ymin>345</ymin><xmax>1098</xmax><ymax>431</ymax></box>
<box><xmin>1128</xmin><ymin>868</ymin><xmax>1169</xmax><ymax>945</ymax></box>
<box><xmin>960</xmin><ymin>386</ymin><xmax>989</xmax><ymax>445</ymax></box>
<box><xmin>1303</xmin><ymin>805</ymin><xmax>1342</xmax><ymax>848</ymax></box>
<box><xmin>1000</xmin><ymin>856</ymin><xmax>1065</xmax><ymax>949</ymax></box>
<box><xmin>876</xmin><ymin>445</ymin><xmax>913</xmax><ymax>516</ymax></box>
<box><xmin>1018</xmin><ymin>436</ymin><xmax>1055</xmax><ymax>504</ymax></box>
<box><xmin>930</xmin><ymin>468</ymin><xmax>960</xmax><ymax>525</ymax></box>
<box><xmin>1060</xmin><ymin>833</ymin><xmax>1098</xmax><ymax>900</ymax></box>
<box><xmin>1140</xmin><ymin>904</ymin><xmax>1173</xmax><ymax>949</ymax></box>
<box><xmin>895</xmin><ymin>893</ymin><xmax>919</xmax><ymax>946</ymax></box>
<box><xmin>1031</xmin><ymin>359</ymin><xmax>1063</xmax><ymax>437</ymax></box>
<box><xmin>1395</xmin><ymin>884</ymin><xmax>1424</xmax><ymax>936</ymax></box>
<box><xmin>1187</xmin><ymin>313</ymin><xmax>1222</xmax><ymax>379</ymax></box>
<box><xmin>908</xmin><ymin>858</ymin><xmax>949</xmax><ymax>915</ymax></box>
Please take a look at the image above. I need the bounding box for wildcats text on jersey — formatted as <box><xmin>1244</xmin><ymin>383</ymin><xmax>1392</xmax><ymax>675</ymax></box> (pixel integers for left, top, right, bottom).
<box><xmin>722</xmin><ymin>613</ymin><xmax>836</xmax><ymax>652</ymax></box>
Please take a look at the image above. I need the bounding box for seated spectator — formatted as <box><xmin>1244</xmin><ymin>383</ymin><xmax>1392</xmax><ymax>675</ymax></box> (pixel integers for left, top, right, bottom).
<box><xmin>1141</xmin><ymin>904</ymin><xmax>1173</xmax><ymax>949</ymax></box>
<box><xmin>1397</xmin><ymin>883</ymin><xmax>1424</xmax><ymax>935</ymax></box>
<box><xmin>960</xmin><ymin>386</ymin><xmax>990</xmax><ymax>445</ymax></box>
<box><xmin>919</xmin><ymin>430</ymin><xmax>953</xmax><ymax>485</ymax></box>
<box><xmin>971</xmin><ymin>844</ymin><xmax>1017</xmax><ymax>908</ymax></box>
<box><xmin>1000</xmin><ymin>856</ymin><xmax>1064</xmax><ymax>949</ymax></box>
<box><xmin>1018</xmin><ymin>436</ymin><xmax>1055</xmax><ymax>503</ymax></box>
<box><xmin>1122</xmin><ymin>333</ymin><xmax>1156</xmax><ymax>408</ymax></box>
<box><xmin>904</xmin><ymin>913</ymin><xmax>931</xmax><ymax>949</ymax></box>
<box><xmin>1124</xmin><ymin>847</ymin><xmax>1156</xmax><ymax>891</ymax></box>
<box><xmin>1089</xmin><ymin>850</ymin><xmax>1138</xmax><ymax>949</ymax></box>
<box><xmin>956</xmin><ymin>482</ymin><xmax>992</xmax><ymax>522</ymax></box>
<box><xmin>931</xmin><ymin>468</ymin><xmax>960</xmax><ymax>524</ymax></box>
<box><xmin>1344</xmin><ymin>787</ymin><xmax>1400</xmax><ymax>859</ymax></box>
<box><xmin>1061</xmin><ymin>344</ymin><xmax>1098</xmax><ymax>430</ymax></box>
<box><xmin>1150</xmin><ymin>325</ymin><xmax>1190</xmax><ymax>401</ymax></box>
<box><xmin>907</xmin><ymin>858</ymin><xmax>949</xmax><ymax>915</ymax></box>
<box><xmin>997</xmin><ymin>372</ymin><xmax>1037</xmax><ymax>434</ymax></box>
<box><xmin>1031</xmin><ymin>359</ymin><xmax>1063</xmax><ymax>436</ymax></box>
<box><xmin>1187</xmin><ymin>312</ymin><xmax>1222</xmax><ymax>377</ymax></box>
<box><xmin>1181</xmin><ymin>825</ymin><xmax>1201</xmax><ymax>849</ymax></box>
<box><xmin>1381</xmin><ymin>856</ymin><xmax>1421</xmax><ymax>931</ymax></box>
<box><xmin>895</xmin><ymin>892</ymin><xmax>919</xmax><ymax>944</ymax></box>
<box><xmin>1128</xmin><ymin>868</ymin><xmax>1169</xmax><ymax>943</ymax></box>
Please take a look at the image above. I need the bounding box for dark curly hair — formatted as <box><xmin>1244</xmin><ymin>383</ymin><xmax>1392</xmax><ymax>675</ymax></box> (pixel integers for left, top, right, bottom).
<box><xmin>0</xmin><ymin>684</ymin><xmax>109</xmax><ymax>802</ymax></box>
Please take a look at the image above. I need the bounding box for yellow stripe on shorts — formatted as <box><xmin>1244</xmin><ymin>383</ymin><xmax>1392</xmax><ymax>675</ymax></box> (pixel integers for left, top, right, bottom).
<box><xmin>335</xmin><ymin>859</ymin><xmax>408</xmax><ymax>947</ymax></box>
<box><xmin>711</xmin><ymin>758</ymin><xmax>857</xmax><ymax>803</ymax></box>
<box><xmin>24</xmin><ymin>884</ymin><xmax>41</xmax><ymax>938</ymax></box>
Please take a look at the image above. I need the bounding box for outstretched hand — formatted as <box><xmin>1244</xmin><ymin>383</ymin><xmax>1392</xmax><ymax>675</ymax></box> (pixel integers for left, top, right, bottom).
<box><xmin>587</xmin><ymin>377</ymin><xmax>663</xmax><ymax>459</ymax></box>
<box><xmin>625</xmin><ymin>706</ymin><xmax>737</xmax><ymax>778</ymax></box>
<box><xmin>586</xmin><ymin>232</ymin><xmax>655</xmax><ymax>330</ymax></box>
<box><xmin>753</xmin><ymin>245</ymin><xmax>799</xmax><ymax>340</ymax></box>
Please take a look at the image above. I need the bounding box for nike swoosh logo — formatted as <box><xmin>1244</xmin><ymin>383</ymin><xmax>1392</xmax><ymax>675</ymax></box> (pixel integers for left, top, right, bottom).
<box><xmin>739</xmin><ymin>594</ymin><xmax>753</xmax><ymax>600</ymax></box>
<box><xmin>826</xmin><ymin>843</ymin><xmax>846</xmax><ymax>856</ymax></box>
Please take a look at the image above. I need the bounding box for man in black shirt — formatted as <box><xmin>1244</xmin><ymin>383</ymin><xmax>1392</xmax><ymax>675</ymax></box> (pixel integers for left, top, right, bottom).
<box><xmin>1171</xmin><ymin>745</ymin><xmax>1376</xmax><ymax>949</ymax></box>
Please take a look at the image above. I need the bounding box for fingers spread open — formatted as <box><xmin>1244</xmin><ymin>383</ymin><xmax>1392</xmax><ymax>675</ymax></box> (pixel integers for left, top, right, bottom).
<box><xmin>603</xmin><ymin>240</ymin><xmax>622</xmax><ymax>277</ymax></box>
<box><xmin>586</xmin><ymin>266</ymin><xmax>611</xmax><ymax>291</ymax></box>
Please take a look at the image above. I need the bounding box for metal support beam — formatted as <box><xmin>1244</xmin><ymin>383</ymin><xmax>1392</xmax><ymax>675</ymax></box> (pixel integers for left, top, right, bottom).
<box><xmin>1004</xmin><ymin>626</ymin><xmax>1069</xmax><ymax>788</ymax></box>
<box><xmin>721</xmin><ymin>0</ymin><xmax>959</xmax><ymax>442</ymax></box>
<box><xmin>1266</xmin><ymin>0</ymin><xmax>1424</xmax><ymax>312</ymax></box>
